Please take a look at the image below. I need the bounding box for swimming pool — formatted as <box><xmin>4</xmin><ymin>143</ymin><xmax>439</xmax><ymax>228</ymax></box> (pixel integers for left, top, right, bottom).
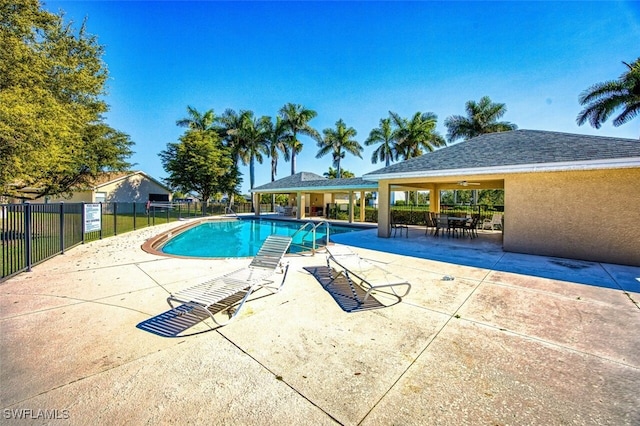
<box><xmin>160</xmin><ymin>219</ymin><xmax>366</xmax><ymax>258</ymax></box>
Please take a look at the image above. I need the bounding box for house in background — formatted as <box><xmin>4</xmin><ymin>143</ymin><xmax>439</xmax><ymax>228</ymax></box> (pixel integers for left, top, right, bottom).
<box><xmin>39</xmin><ymin>171</ymin><xmax>172</xmax><ymax>204</ymax></box>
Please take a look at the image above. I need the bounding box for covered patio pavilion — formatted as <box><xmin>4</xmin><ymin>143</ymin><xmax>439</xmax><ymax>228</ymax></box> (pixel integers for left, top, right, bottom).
<box><xmin>364</xmin><ymin>130</ymin><xmax>640</xmax><ymax>266</ymax></box>
<box><xmin>249</xmin><ymin>130</ymin><xmax>639</xmax><ymax>266</ymax></box>
<box><xmin>250</xmin><ymin>172</ymin><xmax>378</xmax><ymax>223</ymax></box>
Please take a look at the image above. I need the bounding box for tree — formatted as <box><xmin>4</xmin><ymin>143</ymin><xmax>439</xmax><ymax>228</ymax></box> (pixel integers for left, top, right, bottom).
<box><xmin>264</xmin><ymin>116</ymin><xmax>291</xmax><ymax>210</ymax></box>
<box><xmin>217</xmin><ymin>108</ymin><xmax>243</xmax><ymax>161</ymax></box>
<box><xmin>216</xmin><ymin>108</ymin><xmax>247</xmax><ymax>205</ymax></box>
<box><xmin>0</xmin><ymin>0</ymin><xmax>133</xmax><ymax>199</ymax></box>
<box><xmin>264</xmin><ymin>116</ymin><xmax>291</xmax><ymax>183</ymax></box>
<box><xmin>236</xmin><ymin>112</ymin><xmax>269</xmax><ymax>210</ymax></box>
<box><xmin>159</xmin><ymin>130</ymin><xmax>234</xmax><ymax>213</ymax></box>
<box><xmin>278</xmin><ymin>103</ymin><xmax>320</xmax><ymax>175</ymax></box>
<box><xmin>444</xmin><ymin>96</ymin><xmax>517</xmax><ymax>143</ymax></box>
<box><xmin>323</xmin><ymin>167</ymin><xmax>355</xmax><ymax>179</ymax></box>
<box><xmin>176</xmin><ymin>106</ymin><xmax>216</xmax><ymax>132</ymax></box>
<box><xmin>317</xmin><ymin>119</ymin><xmax>363</xmax><ymax>179</ymax></box>
<box><xmin>577</xmin><ymin>59</ymin><xmax>640</xmax><ymax>133</ymax></box>
<box><xmin>365</xmin><ymin>117</ymin><xmax>399</xmax><ymax>167</ymax></box>
<box><xmin>391</xmin><ymin>111</ymin><xmax>446</xmax><ymax>160</ymax></box>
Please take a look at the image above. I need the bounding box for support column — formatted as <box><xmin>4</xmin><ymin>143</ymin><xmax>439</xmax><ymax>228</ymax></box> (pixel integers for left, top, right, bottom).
<box><xmin>348</xmin><ymin>191</ymin><xmax>354</xmax><ymax>223</ymax></box>
<box><xmin>253</xmin><ymin>193</ymin><xmax>260</xmax><ymax>216</ymax></box>
<box><xmin>377</xmin><ymin>181</ymin><xmax>390</xmax><ymax>238</ymax></box>
<box><xmin>359</xmin><ymin>191</ymin><xmax>365</xmax><ymax>222</ymax></box>
<box><xmin>296</xmin><ymin>192</ymin><xmax>305</xmax><ymax>220</ymax></box>
<box><xmin>430</xmin><ymin>185</ymin><xmax>441</xmax><ymax>213</ymax></box>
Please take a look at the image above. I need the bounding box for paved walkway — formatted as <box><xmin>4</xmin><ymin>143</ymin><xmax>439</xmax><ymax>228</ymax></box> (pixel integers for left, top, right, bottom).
<box><xmin>1</xmin><ymin>219</ymin><xmax>639</xmax><ymax>425</ymax></box>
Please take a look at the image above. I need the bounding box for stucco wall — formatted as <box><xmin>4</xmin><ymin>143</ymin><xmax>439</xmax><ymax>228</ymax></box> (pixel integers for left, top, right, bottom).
<box><xmin>101</xmin><ymin>175</ymin><xmax>170</xmax><ymax>203</ymax></box>
<box><xmin>504</xmin><ymin>168</ymin><xmax>640</xmax><ymax>266</ymax></box>
<box><xmin>38</xmin><ymin>191</ymin><xmax>93</xmax><ymax>203</ymax></box>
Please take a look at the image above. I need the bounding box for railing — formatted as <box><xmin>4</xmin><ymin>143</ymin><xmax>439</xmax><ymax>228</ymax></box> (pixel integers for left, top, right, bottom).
<box><xmin>224</xmin><ymin>206</ymin><xmax>238</xmax><ymax>217</ymax></box>
<box><xmin>0</xmin><ymin>201</ymin><xmax>255</xmax><ymax>281</ymax></box>
<box><xmin>291</xmin><ymin>221</ymin><xmax>332</xmax><ymax>255</ymax></box>
<box><xmin>389</xmin><ymin>204</ymin><xmax>503</xmax><ymax>226</ymax></box>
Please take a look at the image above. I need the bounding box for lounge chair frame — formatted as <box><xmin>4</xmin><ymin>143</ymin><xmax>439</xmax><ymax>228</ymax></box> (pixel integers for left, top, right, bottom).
<box><xmin>325</xmin><ymin>245</ymin><xmax>412</xmax><ymax>306</ymax></box>
<box><xmin>167</xmin><ymin>235</ymin><xmax>292</xmax><ymax>326</ymax></box>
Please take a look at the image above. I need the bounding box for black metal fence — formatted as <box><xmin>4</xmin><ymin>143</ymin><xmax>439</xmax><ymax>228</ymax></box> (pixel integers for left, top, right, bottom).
<box><xmin>1</xmin><ymin>201</ymin><xmax>503</xmax><ymax>281</ymax></box>
<box><xmin>0</xmin><ymin>201</ymin><xmax>254</xmax><ymax>281</ymax></box>
<box><xmin>388</xmin><ymin>204</ymin><xmax>502</xmax><ymax>225</ymax></box>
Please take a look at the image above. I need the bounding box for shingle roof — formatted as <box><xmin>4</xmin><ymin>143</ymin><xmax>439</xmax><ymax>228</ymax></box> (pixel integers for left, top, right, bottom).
<box><xmin>91</xmin><ymin>171</ymin><xmax>171</xmax><ymax>191</ymax></box>
<box><xmin>364</xmin><ymin>130</ymin><xmax>640</xmax><ymax>179</ymax></box>
<box><xmin>251</xmin><ymin>172</ymin><xmax>377</xmax><ymax>193</ymax></box>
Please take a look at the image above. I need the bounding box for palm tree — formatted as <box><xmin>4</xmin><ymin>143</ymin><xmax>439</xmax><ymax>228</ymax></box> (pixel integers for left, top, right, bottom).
<box><xmin>176</xmin><ymin>106</ymin><xmax>216</xmax><ymax>132</ymax></box>
<box><xmin>216</xmin><ymin>108</ymin><xmax>247</xmax><ymax>206</ymax></box>
<box><xmin>323</xmin><ymin>166</ymin><xmax>355</xmax><ymax>179</ymax></box>
<box><xmin>264</xmin><ymin>116</ymin><xmax>292</xmax><ymax>183</ymax></box>
<box><xmin>264</xmin><ymin>116</ymin><xmax>292</xmax><ymax>210</ymax></box>
<box><xmin>365</xmin><ymin>117</ymin><xmax>399</xmax><ymax>167</ymax></box>
<box><xmin>391</xmin><ymin>111</ymin><xmax>446</xmax><ymax>160</ymax></box>
<box><xmin>217</xmin><ymin>108</ymin><xmax>244</xmax><ymax>159</ymax></box>
<box><xmin>278</xmin><ymin>103</ymin><xmax>320</xmax><ymax>175</ymax></box>
<box><xmin>577</xmin><ymin>58</ymin><xmax>640</xmax><ymax>132</ymax></box>
<box><xmin>317</xmin><ymin>119</ymin><xmax>363</xmax><ymax>179</ymax></box>
<box><xmin>444</xmin><ymin>96</ymin><xmax>517</xmax><ymax>143</ymax></box>
<box><xmin>236</xmin><ymin>111</ymin><xmax>269</xmax><ymax>194</ymax></box>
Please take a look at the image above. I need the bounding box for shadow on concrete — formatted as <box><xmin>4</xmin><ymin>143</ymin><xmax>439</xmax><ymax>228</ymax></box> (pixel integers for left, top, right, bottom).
<box><xmin>331</xmin><ymin>227</ymin><xmax>640</xmax><ymax>293</ymax></box>
<box><xmin>136</xmin><ymin>305</ymin><xmax>215</xmax><ymax>337</ymax></box>
<box><xmin>303</xmin><ymin>265</ymin><xmax>387</xmax><ymax>312</ymax></box>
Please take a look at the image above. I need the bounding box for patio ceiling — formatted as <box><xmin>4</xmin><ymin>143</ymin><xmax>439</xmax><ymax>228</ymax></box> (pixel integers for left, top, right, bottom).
<box><xmin>388</xmin><ymin>176</ymin><xmax>505</xmax><ymax>192</ymax></box>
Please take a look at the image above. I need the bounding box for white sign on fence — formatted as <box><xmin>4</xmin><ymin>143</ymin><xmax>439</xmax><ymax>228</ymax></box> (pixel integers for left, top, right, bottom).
<box><xmin>84</xmin><ymin>203</ymin><xmax>101</xmax><ymax>233</ymax></box>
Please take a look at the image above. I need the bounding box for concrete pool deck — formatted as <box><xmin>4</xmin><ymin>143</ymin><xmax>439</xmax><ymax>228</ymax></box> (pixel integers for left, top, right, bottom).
<box><xmin>1</xmin><ymin>219</ymin><xmax>639</xmax><ymax>425</ymax></box>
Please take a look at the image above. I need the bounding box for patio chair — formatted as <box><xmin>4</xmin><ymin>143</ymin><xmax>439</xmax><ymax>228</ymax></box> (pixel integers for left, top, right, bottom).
<box><xmin>463</xmin><ymin>214</ymin><xmax>480</xmax><ymax>238</ymax></box>
<box><xmin>166</xmin><ymin>235</ymin><xmax>293</xmax><ymax>326</ymax></box>
<box><xmin>325</xmin><ymin>244</ymin><xmax>412</xmax><ymax>306</ymax></box>
<box><xmin>482</xmin><ymin>213</ymin><xmax>503</xmax><ymax>230</ymax></box>
<box><xmin>434</xmin><ymin>214</ymin><xmax>450</xmax><ymax>237</ymax></box>
<box><xmin>424</xmin><ymin>211</ymin><xmax>437</xmax><ymax>235</ymax></box>
<box><xmin>390</xmin><ymin>211</ymin><xmax>409</xmax><ymax>237</ymax></box>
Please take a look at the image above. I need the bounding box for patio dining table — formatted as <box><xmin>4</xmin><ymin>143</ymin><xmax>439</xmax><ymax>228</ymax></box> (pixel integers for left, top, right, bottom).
<box><xmin>446</xmin><ymin>216</ymin><xmax>470</xmax><ymax>238</ymax></box>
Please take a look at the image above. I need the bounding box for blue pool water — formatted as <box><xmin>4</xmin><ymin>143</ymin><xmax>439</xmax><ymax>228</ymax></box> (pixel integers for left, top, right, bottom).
<box><xmin>161</xmin><ymin>219</ymin><xmax>365</xmax><ymax>258</ymax></box>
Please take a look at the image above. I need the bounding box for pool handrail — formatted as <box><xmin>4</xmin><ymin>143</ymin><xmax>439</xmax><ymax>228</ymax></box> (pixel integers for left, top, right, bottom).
<box><xmin>224</xmin><ymin>206</ymin><xmax>238</xmax><ymax>217</ymax></box>
<box><xmin>292</xmin><ymin>221</ymin><xmax>332</xmax><ymax>255</ymax></box>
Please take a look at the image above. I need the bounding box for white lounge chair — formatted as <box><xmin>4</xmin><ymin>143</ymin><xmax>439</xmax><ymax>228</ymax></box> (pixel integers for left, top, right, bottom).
<box><xmin>482</xmin><ymin>213</ymin><xmax>503</xmax><ymax>230</ymax></box>
<box><xmin>167</xmin><ymin>235</ymin><xmax>292</xmax><ymax>326</ymax></box>
<box><xmin>325</xmin><ymin>245</ymin><xmax>412</xmax><ymax>306</ymax></box>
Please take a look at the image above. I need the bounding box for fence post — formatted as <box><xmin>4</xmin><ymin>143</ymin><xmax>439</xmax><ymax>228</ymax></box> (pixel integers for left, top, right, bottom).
<box><xmin>99</xmin><ymin>202</ymin><xmax>103</xmax><ymax>240</ymax></box>
<box><xmin>59</xmin><ymin>202</ymin><xmax>65</xmax><ymax>254</ymax></box>
<box><xmin>113</xmin><ymin>202</ymin><xmax>118</xmax><ymax>236</ymax></box>
<box><xmin>81</xmin><ymin>202</ymin><xmax>86</xmax><ymax>244</ymax></box>
<box><xmin>133</xmin><ymin>202</ymin><xmax>137</xmax><ymax>230</ymax></box>
<box><xmin>24</xmin><ymin>202</ymin><xmax>32</xmax><ymax>272</ymax></box>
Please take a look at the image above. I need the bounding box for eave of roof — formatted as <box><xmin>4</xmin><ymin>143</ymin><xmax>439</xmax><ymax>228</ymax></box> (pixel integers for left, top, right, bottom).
<box><xmin>93</xmin><ymin>171</ymin><xmax>171</xmax><ymax>192</ymax></box>
<box><xmin>363</xmin><ymin>129</ymin><xmax>640</xmax><ymax>180</ymax></box>
<box><xmin>251</xmin><ymin>174</ymin><xmax>377</xmax><ymax>193</ymax></box>
<box><xmin>364</xmin><ymin>157</ymin><xmax>640</xmax><ymax>180</ymax></box>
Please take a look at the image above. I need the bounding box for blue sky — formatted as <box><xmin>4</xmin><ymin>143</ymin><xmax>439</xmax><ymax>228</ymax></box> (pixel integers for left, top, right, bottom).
<box><xmin>45</xmin><ymin>1</ymin><xmax>640</xmax><ymax>194</ymax></box>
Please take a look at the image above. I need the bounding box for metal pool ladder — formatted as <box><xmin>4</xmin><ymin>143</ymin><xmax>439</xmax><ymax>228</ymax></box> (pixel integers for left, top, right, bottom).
<box><xmin>291</xmin><ymin>221</ymin><xmax>331</xmax><ymax>255</ymax></box>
